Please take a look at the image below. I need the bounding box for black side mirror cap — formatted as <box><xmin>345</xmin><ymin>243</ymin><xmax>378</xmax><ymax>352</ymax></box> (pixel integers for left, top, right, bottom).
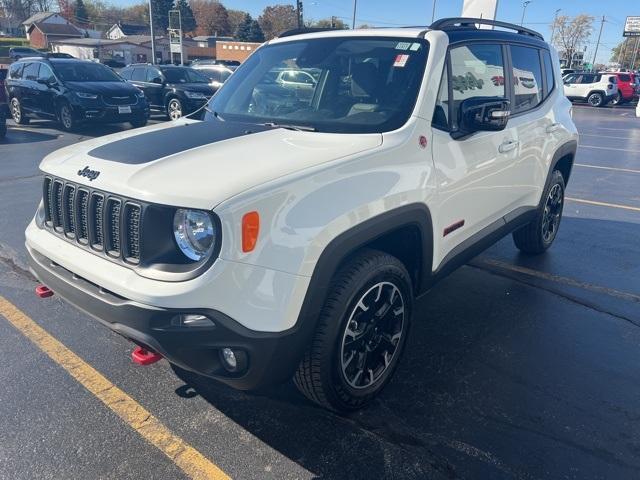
<box><xmin>451</xmin><ymin>96</ymin><xmax>510</xmax><ymax>140</ymax></box>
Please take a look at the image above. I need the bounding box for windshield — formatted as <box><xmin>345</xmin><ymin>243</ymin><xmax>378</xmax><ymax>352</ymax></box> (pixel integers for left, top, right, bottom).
<box><xmin>197</xmin><ymin>68</ymin><xmax>232</xmax><ymax>83</ymax></box>
<box><xmin>162</xmin><ymin>68</ymin><xmax>209</xmax><ymax>83</ymax></box>
<box><xmin>53</xmin><ymin>62</ymin><xmax>121</xmax><ymax>82</ymax></box>
<box><xmin>206</xmin><ymin>37</ymin><xmax>429</xmax><ymax>133</ymax></box>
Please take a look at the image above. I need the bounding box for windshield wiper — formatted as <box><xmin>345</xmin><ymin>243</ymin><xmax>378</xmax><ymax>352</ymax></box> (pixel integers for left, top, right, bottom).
<box><xmin>262</xmin><ymin>122</ymin><xmax>317</xmax><ymax>132</ymax></box>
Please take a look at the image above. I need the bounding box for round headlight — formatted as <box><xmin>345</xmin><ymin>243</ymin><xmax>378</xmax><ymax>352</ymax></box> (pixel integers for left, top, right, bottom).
<box><xmin>173</xmin><ymin>209</ymin><xmax>216</xmax><ymax>261</ymax></box>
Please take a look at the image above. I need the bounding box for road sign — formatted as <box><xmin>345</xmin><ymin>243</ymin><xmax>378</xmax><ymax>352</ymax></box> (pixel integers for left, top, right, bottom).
<box><xmin>623</xmin><ymin>16</ymin><xmax>640</xmax><ymax>37</ymax></box>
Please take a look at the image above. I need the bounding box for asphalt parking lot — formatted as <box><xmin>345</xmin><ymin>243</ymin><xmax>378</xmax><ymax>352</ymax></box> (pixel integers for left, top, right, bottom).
<box><xmin>1</xmin><ymin>104</ymin><xmax>639</xmax><ymax>480</ymax></box>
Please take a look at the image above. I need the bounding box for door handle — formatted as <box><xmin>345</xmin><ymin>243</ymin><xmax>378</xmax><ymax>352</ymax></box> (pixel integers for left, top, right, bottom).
<box><xmin>498</xmin><ymin>140</ymin><xmax>519</xmax><ymax>153</ymax></box>
<box><xmin>546</xmin><ymin>123</ymin><xmax>561</xmax><ymax>133</ymax></box>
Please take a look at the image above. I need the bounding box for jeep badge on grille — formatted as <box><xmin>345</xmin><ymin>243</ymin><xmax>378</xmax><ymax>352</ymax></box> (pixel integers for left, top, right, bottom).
<box><xmin>77</xmin><ymin>166</ymin><xmax>100</xmax><ymax>181</ymax></box>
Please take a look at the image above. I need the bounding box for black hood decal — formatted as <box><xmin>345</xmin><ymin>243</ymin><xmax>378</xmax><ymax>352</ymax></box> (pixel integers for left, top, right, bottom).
<box><xmin>88</xmin><ymin>120</ymin><xmax>270</xmax><ymax>165</ymax></box>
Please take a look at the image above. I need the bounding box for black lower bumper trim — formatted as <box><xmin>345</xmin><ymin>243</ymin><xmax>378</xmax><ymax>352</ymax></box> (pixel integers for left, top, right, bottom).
<box><xmin>27</xmin><ymin>245</ymin><xmax>309</xmax><ymax>390</ymax></box>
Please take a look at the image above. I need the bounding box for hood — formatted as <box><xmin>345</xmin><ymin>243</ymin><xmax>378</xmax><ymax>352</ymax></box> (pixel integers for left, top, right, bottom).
<box><xmin>65</xmin><ymin>81</ymin><xmax>139</xmax><ymax>95</ymax></box>
<box><xmin>39</xmin><ymin>119</ymin><xmax>382</xmax><ymax>210</ymax></box>
<box><xmin>167</xmin><ymin>82</ymin><xmax>214</xmax><ymax>94</ymax></box>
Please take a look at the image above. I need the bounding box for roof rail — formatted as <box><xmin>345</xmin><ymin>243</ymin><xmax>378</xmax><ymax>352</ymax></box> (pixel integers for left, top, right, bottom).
<box><xmin>278</xmin><ymin>27</ymin><xmax>338</xmax><ymax>38</ymax></box>
<box><xmin>429</xmin><ymin>17</ymin><xmax>544</xmax><ymax>40</ymax></box>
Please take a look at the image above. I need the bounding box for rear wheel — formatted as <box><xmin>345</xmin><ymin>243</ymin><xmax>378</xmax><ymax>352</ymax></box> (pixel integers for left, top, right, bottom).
<box><xmin>0</xmin><ymin>113</ymin><xmax>6</xmax><ymax>138</ymax></box>
<box><xmin>294</xmin><ymin>250</ymin><xmax>413</xmax><ymax>412</ymax></box>
<box><xmin>610</xmin><ymin>92</ymin><xmax>626</xmax><ymax>105</ymax></box>
<box><xmin>513</xmin><ymin>170</ymin><xmax>565</xmax><ymax>254</ymax></box>
<box><xmin>10</xmin><ymin>97</ymin><xmax>29</xmax><ymax>124</ymax></box>
<box><xmin>587</xmin><ymin>92</ymin><xmax>605</xmax><ymax>107</ymax></box>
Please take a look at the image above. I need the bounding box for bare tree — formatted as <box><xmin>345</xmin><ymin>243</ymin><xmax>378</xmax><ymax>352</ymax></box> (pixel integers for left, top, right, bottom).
<box><xmin>551</xmin><ymin>14</ymin><xmax>594</xmax><ymax>67</ymax></box>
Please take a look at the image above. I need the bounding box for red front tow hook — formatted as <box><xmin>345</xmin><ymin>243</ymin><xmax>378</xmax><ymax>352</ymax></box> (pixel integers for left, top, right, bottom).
<box><xmin>131</xmin><ymin>346</ymin><xmax>163</xmax><ymax>366</ymax></box>
<box><xmin>35</xmin><ymin>285</ymin><xmax>54</xmax><ymax>298</ymax></box>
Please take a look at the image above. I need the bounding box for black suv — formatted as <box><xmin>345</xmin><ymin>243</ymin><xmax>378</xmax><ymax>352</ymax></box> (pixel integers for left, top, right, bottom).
<box><xmin>0</xmin><ymin>65</ymin><xmax>7</xmax><ymax>138</ymax></box>
<box><xmin>119</xmin><ymin>64</ymin><xmax>214</xmax><ymax>120</ymax></box>
<box><xmin>5</xmin><ymin>58</ymin><xmax>149</xmax><ymax>131</ymax></box>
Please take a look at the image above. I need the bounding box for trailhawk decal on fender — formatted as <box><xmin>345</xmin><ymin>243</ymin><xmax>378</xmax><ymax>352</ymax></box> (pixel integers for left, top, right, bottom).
<box><xmin>87</xmin><ymin>120</ymin><xmax>271</xmax><ymax>165</ymax></box>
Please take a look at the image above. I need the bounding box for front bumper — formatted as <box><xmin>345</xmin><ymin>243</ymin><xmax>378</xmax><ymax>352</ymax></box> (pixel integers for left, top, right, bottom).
<box><xmin>27</xmin><ymin>246</ymin><xmax>310</xmax><ymax>390</ymax></box>
<box><xmin>72</xmin><ymin>102</ymin><xmax>150</xmax><ymax>123</ymax></box>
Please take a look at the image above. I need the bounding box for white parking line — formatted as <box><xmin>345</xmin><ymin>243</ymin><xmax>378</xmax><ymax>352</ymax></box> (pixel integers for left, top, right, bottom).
<box><xmin>578</xmin><ymin>145</ymin><xmax>639</xmax><ymax>153</ymax></box>
<box><xmin>579</xmin><ymin>133</ymin><xmax>639</xmax><ymax>140</ymax></box>
<box><xmin>574</xmin><ymin>163</ymin><xmax>640</xmax><ymax>174</ymax></box>
<box><xmin>580</xmin><ymin>126</ymin><xmax>640</xmax><ymax>132</ymax></box>
<box><xmin>566</xmin><ymin>197</ymin><xmax>640</xmax><ymax>213</ymax></box>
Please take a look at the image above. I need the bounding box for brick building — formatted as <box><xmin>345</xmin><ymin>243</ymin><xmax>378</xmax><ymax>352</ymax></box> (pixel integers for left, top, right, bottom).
<box><xmin>27</xmin><ymin>22</ymin><xmax>84</xmax><ymax>49</ymax></box>
<box><xmin>215</xmin><ymin>41</ymin><xmax>262</xmax><ymax>63</ymax></box>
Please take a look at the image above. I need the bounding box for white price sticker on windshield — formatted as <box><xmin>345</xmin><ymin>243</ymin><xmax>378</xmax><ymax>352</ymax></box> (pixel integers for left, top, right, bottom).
<box><xmin>395</xmin><ymin>42</ymin><xmax>411</xmax><ymax>50</ymax></box>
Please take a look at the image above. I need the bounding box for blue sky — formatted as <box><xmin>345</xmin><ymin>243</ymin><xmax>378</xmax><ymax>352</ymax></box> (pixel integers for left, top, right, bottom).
<box><xmin>119</xmin><ymin>0</ymin><xmax>634</xmax><ymax>64</ymax></box>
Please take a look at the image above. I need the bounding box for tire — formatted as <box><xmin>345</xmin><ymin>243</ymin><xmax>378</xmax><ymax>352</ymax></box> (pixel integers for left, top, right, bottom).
<box><xmin>587</xmin><ymin>92</ymin><xmax>605</xmax><ymax>107</ymax></box>
<box><xmin>0</xmin><ymin>116</ymin><xmax>6</xmax><ymax>139</ymax></box>
<box><xmin>512</xmin><ymin>170</ymin><xmax>565</xmax><ymax>254</ymax></box>
<box><xmin>294</xmin><ymin>249</ymin><xmax>413</xmax><ymax>412</ymax></box>
<box><xmin>57</xmin><ymin>102</ymin><xmax>76</xmax><ymax>131</ymax></box>
<box><xmin>166</xmin><ymin>98</ymin><xmax>183</xmax><ymax>120</ymax></box>
<box><xmin>130</xmin><ymin>116</ymin><xmax>147</xmax><ymax>128</ymax></box>
<box><xmin>610</xmin><ymin>92</ymin><xmax>622</xmax><ymax>106</ymax></box>
<box><xmin>10</xmin><ymin>97</ymin><xmax>29</xmax><ymax>125</ymax></box>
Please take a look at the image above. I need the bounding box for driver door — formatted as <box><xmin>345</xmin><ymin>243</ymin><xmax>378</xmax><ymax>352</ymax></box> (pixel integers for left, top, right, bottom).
<box><xmin>430</xmin><ymin>43</ymin><xmax>519</xmax><ymax>267</ymax></box>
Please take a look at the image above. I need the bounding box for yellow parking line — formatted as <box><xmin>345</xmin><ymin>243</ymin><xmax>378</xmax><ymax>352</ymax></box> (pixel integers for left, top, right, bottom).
<box><xmin>566</xmin><ymin>197</ymin><xmax>640</xmax><ymax>213</ymax></box>
<box><xmin>574</xmin><ymin>163</ymin><xmax>640</xmax><ymax>174</ymax></box>
<box><xmin>0</xmin><ymin>296</ymin><xmax>230</xmax><ymax>480</ymax></box>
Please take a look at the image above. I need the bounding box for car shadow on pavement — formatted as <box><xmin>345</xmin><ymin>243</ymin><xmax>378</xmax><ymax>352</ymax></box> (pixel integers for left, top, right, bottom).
<box><xmin>171</xmin><ymin>216</ymin><xmax>640</xmax><ymax>479</ymax></box>
<box><xmin>2</xmin><ymin>128</ymin><xmax>59</xmax><ymax>144</ymax></box>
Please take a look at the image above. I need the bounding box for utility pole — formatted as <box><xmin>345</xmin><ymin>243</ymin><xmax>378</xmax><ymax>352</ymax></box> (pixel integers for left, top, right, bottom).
<box><xmin>431</xmin><ymin>0</ymin><xmax>437</xmax><ymax>23</ymax></box>
<box><xmin>618</xmin><ymin>40</ymin><xmax>627</xmax><ymax>68</ymax></box>
<box><xmin>591</xmin><ymin>15</ymin><xmax>605</xmax><ymax>71</ymax></box>
<box><xmin>331</xmin><ymin>16</ymin><xmax>336</xmax><ymax>28</ymax></box>
<box><xmin>148</xmin><ymin>0</ymin><xmax>156</xmax><ymax>64</ymax></box>
<box><xmin>520</xmin><ymin>1</ymin><xmax>531</xmax><ymax>27</ymax></box>
<box><xmin>632</xmin><ymin>37</ymin><xmax>640</xmax><ymax>70</ymax></box>
<box><xmin>296</xmin><ymin>0</ymin><xmax>303</xmax><ymax>29</ymax></box>
<box><xmin>549</xmin><ymin>9</ymin><xmax>561</xmax><ymax>45</ymax></box>
<box><xmin>352</xmin><ymin>0</ymin><xmax>357</xmax><ymax>29</ymax></box>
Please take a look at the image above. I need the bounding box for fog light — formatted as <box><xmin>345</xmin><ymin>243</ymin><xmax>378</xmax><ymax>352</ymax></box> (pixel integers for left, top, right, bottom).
<box><xmin>170</xmin><ymin>314</ymin><xmax>215</xmax><ymax>328</ymax></box>
<box><xmin>221</xmin><ymin>348</ymin><xmax>237</xmax><ymax>372</ymax></box>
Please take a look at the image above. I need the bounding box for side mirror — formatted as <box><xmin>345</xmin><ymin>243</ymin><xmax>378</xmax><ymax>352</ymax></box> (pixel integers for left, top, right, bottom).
<box><xmin>151</xmin><ymin>77</ymin><xmax>163</xmax><ymax>84</ymax></box>
<box><xmin>452</xmin><ymin>97</ymin><xmax>510</xmax><ymax>140</ymax></box>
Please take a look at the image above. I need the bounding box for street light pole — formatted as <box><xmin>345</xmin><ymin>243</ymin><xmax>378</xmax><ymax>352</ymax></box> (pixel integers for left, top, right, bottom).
<box><xmin>520</xmin><ymin>1</ymin><xmax>531</xmax><ymax>27</ymax></box>
<box><xmin>549</xmin><ymin>9</ymin><xmax>561</xmax><ymax>44</ymax></box>
<box><xmin>148</xmin><ymin>0</ymin><xmax>156</xmax><ymax>64</ymax></box>
<box><xmin>352</xmin><ymin>0</ymin><xmax>357</xmax><ymax>29</ymax></box>
<box><xmin>431</xmin><ymin>0</ymin><xmax>437</xmax><ymax>23</ymax></box>
<box><xmin>591</xmin><ymin>15</ymin><xmax>605</xmax><ymax>71</ymax></box>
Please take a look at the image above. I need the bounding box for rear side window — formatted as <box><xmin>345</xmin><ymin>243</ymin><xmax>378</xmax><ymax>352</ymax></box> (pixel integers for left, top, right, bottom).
<box><xmin>9</xmin><ymin>63</ymin><xmax>23</xmax><ymax>79</ymax></box>
<box><xmin>449</xmin><ymin>44</ymin><xmax>505</xmax><ymax>130</ymax></box>
<box><xmin>618</xmin><ymin>74</ymin><xmax>630</xmax><ymax>82</ymax></box>
<box><xmin>119</xmin><ymin>68</ymin><xmax>132</xmax><ymax>80</ymax></box>
<box><xmin>22</xmin><ymin>62</ymin><xmax>40</xmax><ymax>81</ymax></box>
<box><xmin>131</xmin><ymin>67</ymin><xmax>146</xmax><ymax>81</ymax></box>
<box><xmin>510</xmin><ymin>45</ymin><xmax>543</xmax><ymax>113</ymax></box>
<box><xmin>542</xmin><ymin>50</ymin><xmax>554</xmax><ymax>98</ymax></box>
<box><xmin>608</xmin><ymin>76</ymin><xmax>617</xmax><ymax>84</ymax></box>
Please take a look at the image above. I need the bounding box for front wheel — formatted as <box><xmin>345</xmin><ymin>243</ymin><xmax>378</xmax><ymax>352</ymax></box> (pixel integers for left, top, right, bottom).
<box><xmin>166</xmin><ymin>98</ymin><xmax>183</xmax><ymax>120</ymax></box>
<box><xmin>587</xmin><ymin>92</ymin><xmax>605</xmax><ymax>107</ymax></box>
<box><xmin>0</xmin><ymin>114</ymin><xmax>6</xmax><ymax>139</ymax></box>
<box><xmin>130</xmin><ymin>116</ymin><xmax>148</xmax><ymax>129</ymax></box>
<box><xmin>57</xmin><ymin>103</ymin><xmax>76</xmax><ymax>131</ymax></box>
<box><xmin>294</xmin><ymin>249</ymin><xmax>413</xmax><ymax>412</ymax></box>
<box><xmin>512</xmin><ymin>170</ymin><xmax>565</xmax><ymax>254</ymax></box>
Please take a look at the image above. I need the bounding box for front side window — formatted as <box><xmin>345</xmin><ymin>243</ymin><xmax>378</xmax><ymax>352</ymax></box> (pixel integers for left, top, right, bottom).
<box><xmin>52</xmin><ymin>62</ymin><xmax>122</xmax><ymax>82</ymax></box>
<box><xmin>449</xmin><ymin>44</ymin><xmax>505</xmax><ymax>130</ymax></box>
<box><xmin>119</xmin><ymin>68</ymin><xmax>132</xmax><ymax>80</ymax></box>
<box><xmin>146</xmin><ymin>68</ymin><xmax>162</xmax><ymax>82</ymax></box>
<box><xmin>510</xmin><ymin>45</ymin><xmax>543</xmax><ymax>113</ymax></box>
<box><xmin>432</xmin><ymin>66</ymin><xmax>449</xmax><ymax>129</ymax></box>
<box><xmin>37</xmin><ymin>63</ymin><xmax>55</xmax><ymax>82</ymax></box>
<box><xmin>131</xmin><ymin>67</ymin><xmax>146</xmax><ymax>81</ymax></box>
<box><xmin>22</xmin><ymin>62</ymin><xmax>40</xmax><ymax>81</ymax></box>
<box><xmin>207</xmin><ymin>37</ymin><xmax>429</xmax><ymax>134</ymax></box>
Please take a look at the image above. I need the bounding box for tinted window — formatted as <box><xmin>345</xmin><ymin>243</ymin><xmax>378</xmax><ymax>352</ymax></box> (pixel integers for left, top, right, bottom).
<box><xmin>146</xmin><ymin>67</ymin><xmax>161</xmax><ymax>82</ymax></box>
<box><xmin>449</xmin><ymin>44</ymin><xmax>505</xmax><ymax>130</ymax></box>
<box><xmin>9</xmin><ymin>63</ymin><xmax>23</xmax><ymax>79</ymax></box>
<box><xmin>53</xmin><ymin>62</ymin><xmax>121</xmax><ymax>82</ymax></box>
<box><xmin>542</xmin><ymin>50</ymin><xmax>554</xmax><ymax>98</ymax></box>
<box><xmin>131</xmin><ymin>67</ymin><xmax>146</xmax><ymax>81</ymax></box>
<box><xmin>510</xmin><ymin>45</ymin><xmax>543</xmax><ymax>113</ymax></box>
<box><xmin>208</xmin><ymin>37</ymin><xmax>430</xmax><ymax>134</ymax></box>
<box><xmin>161</xmin><ymin>67</ymin><xmax>208</xmax><ymax>83</ymax></box>
<box><xmin>0</xmin><ymin>69</ymin><xmax>6</xmax><ymax>81</ymax></box>
<box><xmin>23</xmin><ymin>62</ymin><xmax>40</xmax><ymax>81</ymax></box>
<box><xmin>432</xmin><ymin>66</ymin><xmax>449</xmax><ymax>129</ymax></box>
<box><xmin>37</xmin><ymin>63</ymin><xmax>54</xmax><ymax>82</ymax></box>
<box><xmin>608</xmin><ymin>76</ymin><xmax>617</xmax><ymax>84</ymax></box>
<box><xmin>119</xmin><ymin>68</ymin><xmax>132</xmax><ymax>80</ymax></box>
<box><xmin>618</xmin><ymin>74</ymin><xmax>631</xmax><ymax>82</ymax></box>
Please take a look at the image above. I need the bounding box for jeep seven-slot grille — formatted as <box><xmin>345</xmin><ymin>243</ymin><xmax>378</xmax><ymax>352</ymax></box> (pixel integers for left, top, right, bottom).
<box><xmin>42</xmin><ymin>177</ymin><xmax>141</xmax><ymax>264</ymax></box>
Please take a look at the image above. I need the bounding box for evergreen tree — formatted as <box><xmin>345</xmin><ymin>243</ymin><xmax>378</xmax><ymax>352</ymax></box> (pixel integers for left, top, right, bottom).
<box><xmin>74</xmin><ymin>0</ymin><xmax>89</xmax><ymax>25</ymax></box>
<box><xmin>235</xmin><ymin>13</ymin><xmax>252</xmax><ymax>41</ymax></box>
<box><xmin>150</xmin><ymin>0</ymin><xmax>174</xmax><ymax>32</ymax></box>
<box><xmin>248</xmin><ymin>19</ymin><xmax>264</xmax><ymax>42</ymax></box>
<box><xmin>174</xmin><ymin>0</ymin><xmax>196</xmax><ymax>34</ymax></box>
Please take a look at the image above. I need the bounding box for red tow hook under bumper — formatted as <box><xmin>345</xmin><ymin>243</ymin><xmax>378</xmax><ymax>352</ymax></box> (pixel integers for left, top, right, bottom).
<box><xmin>131</xmin><ymin>346</ymin><xmax>163</xmax><ymax>366</ymax></box>
<box><xmin>35</xmin><ymin>284</ymin><xmax>54</xmax><ymax>298</ymax></box>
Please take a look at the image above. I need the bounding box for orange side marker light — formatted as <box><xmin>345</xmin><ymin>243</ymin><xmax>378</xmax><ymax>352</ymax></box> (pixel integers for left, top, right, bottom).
<box><xmin>242</xmin><ymin>211</ymin><xmax>260</xmax><ymax>252</ymax></box>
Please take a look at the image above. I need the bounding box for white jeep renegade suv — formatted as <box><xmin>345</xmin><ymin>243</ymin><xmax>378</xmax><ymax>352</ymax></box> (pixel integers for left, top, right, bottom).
<box><xmin>26</xmin><ymin>18</ymin><xmax>578</xmax><ymax>412</ymax></box>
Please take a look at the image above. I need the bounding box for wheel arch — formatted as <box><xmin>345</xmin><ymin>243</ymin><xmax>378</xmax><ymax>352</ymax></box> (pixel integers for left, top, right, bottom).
<box><xmin>541</xmin><ymin>140</ymin><xmax>577</xmax><ymax>207</ymax></box>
